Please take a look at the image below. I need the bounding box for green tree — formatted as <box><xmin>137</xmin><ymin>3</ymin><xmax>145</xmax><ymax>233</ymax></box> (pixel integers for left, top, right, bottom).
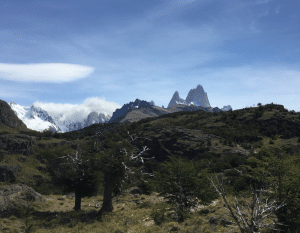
<box><xmin>47</xmin><ymin>143</ymin><xmax>100</xmax><ymax>211</ymax></box>
<box><xmin>91</xmin><ymin>130</ymin><xmax>156</xmax><ymax>217</ymax></box>
<box><xmin>256</xmin><ymin>146</ymin><xmax>300</xmax><ymax>232</ymax></box>
<box><xmin>152</xmin><ymin>154</ymin><xmax>218</xmax><ymax>222</ymax></box>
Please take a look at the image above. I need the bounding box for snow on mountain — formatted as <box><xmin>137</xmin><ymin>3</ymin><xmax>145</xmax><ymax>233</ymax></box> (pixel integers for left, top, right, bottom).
<box><xmin>167</xmin><ymin>85</ymin><xmax>231</xmax><ymax>111</ymax></box>
<box><xmin>185</xmin><ymin>85</ymin><xmax>211</xmax><ymax>107</ymax></box>
<box><xmin>8</xmin><ymin>101</ymin><xmax>61</xmax><ymax>133</ymax></box>
<box><xmin>221</xmin><ymin>105</ymin><xmax>232</xmax><ymax>111</ymax></box>
<box><xmin>8</xmin><ymin>101</ymin><xmax>111</xmax><ymax>133</ymax></box>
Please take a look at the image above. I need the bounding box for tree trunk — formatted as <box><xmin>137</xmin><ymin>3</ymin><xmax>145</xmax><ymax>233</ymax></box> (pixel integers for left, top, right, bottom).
<box><xmin>74</xmin><ymin>185</ymin><xmax>82</xmax><ymax>211</ymax></box>
<box><xmin>98</xmin><ymin>172</ymin><xmax>116</xmax><ymax>216</ymax></box>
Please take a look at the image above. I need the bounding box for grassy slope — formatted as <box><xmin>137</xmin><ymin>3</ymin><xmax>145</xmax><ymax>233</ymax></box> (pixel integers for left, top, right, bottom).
<box><xmin>0</xmin><ymin>103</ymin><xmax>299</xmax><ymax>232</ymax></box>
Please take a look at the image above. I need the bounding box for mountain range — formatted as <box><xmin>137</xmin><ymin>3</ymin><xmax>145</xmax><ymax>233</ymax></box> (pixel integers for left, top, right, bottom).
<box><xmin>5</xmin><ymin>85</ymin><xmax>231</xmax><ymax>133</ymax></box>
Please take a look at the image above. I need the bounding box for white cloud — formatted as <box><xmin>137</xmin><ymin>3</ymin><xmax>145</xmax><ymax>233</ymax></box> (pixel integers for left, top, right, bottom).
<box><xmin>32</xmin><ymin>97</ymin><xmax>121</xmax><ymax>123</ymax></box>
<box><xmin>0</xmin><ymin>63</ymin><xmax>94</xmax><ymax>83</ymax></box>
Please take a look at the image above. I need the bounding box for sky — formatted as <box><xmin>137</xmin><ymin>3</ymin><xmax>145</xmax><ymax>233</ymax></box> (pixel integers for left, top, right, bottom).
<box><xmin>1</xmin><ymin>0</ymin><xmax>300</xmax><ymax>123</ymax></box>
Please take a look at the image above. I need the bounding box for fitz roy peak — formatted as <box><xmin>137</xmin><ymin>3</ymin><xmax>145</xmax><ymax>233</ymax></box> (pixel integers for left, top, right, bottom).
<box><xmin>168</xmin><ymin>85</ymin><xmax>211</xmax><ymax>108</ymax></box>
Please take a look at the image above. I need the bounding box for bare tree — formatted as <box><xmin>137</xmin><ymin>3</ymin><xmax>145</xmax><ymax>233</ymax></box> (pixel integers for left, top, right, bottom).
<box><xmin>208</xmin><ymin>174</ymin><xmax>288</xmax><ymax>233</ymax></box>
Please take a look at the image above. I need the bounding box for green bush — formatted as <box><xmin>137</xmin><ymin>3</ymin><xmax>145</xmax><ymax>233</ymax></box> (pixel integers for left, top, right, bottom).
<box><xmin>137</xmin><ymin>179</ymin><xmax>155</xmax><ymax>195</ymax></box>
<box><xmin>150</xmin><ymin>206</ymin><xmax>168</xmax><ymax>225</ymax></box>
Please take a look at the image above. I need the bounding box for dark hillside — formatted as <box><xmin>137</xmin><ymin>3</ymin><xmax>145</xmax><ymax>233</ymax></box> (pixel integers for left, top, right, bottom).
<box><xmin>0</xmin><ymin>99</ymin><xmax>31</xmax><ymax>134</ymax></box>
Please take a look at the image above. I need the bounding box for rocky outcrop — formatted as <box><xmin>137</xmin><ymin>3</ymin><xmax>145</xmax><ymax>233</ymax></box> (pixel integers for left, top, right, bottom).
<box><xmin>0</xmin><ymin>99</ymin><xmax>29</xmax><ymax>131</ymax></box>
<box><xmin>167</xmin><ymin>91</ymin><xmax>187</xmax><ymax>108</ymax></box>
<box><xmin>168</xmin><ymin>85</ymin><xmax>211</xmax><ymax>108</ymax></box>
<box><xmin>0</xmin><ymin>134</ymin><xmax>39</xmax><ymax>156</ymax></box>
<box><xmin>0</xmin><ymin>165</ymin><xmax>20</xmax><ymax>181</ymax></box>
<box><xmin>0</xmin><ymin>184</ymin><xmax>46</xmax><ymax>212</ymax></box>
<box><xmin>185</xmin><ymin>85</ymin><xmax>211</xmax><ymax>108</ymax></box>
<box><xmin>108</xmin><ymin>99</ymin><xmax>155</xmax><ymax>123</ymax></box>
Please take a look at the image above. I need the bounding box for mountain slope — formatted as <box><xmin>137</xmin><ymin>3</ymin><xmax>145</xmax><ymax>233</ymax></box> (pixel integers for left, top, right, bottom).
<box><xmin>0</xmin><ymin>100</ymin><xmax>30</xmax><ymax>133</ymax></box>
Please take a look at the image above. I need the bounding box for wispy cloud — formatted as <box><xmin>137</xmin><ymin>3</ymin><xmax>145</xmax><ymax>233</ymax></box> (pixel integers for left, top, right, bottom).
<box><xmin>0</xmin><ymin>63</ymin><xmax>94</xmax><ymax>83</ymax></box>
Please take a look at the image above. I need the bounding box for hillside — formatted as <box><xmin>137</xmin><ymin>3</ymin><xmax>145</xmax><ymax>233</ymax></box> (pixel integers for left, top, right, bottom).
<box><xmin>0</xmin><ymin>102</ymin><xmax>299</xmax><ymax>232</ymax></box>
<box><xmin>0</xmin><ymin>100</ymin><xmax>31</xmax><ymax>134</ymax></box>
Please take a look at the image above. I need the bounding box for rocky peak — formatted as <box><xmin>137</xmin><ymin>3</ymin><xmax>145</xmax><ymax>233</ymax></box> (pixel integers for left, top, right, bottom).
<box><xmin>185</xmin><ymin>84</ymin><xmax>211</xmax><ymax>108</ymax></box>
<box><xmin>167</xmin><ymin>85</ymin><xmax>211</xmax><ymax>109</ymax></box>
<box><xmin>167</xmin><ymin>91</ymin><xmax>186</xmax><ymax>108</ymax></box>
<box><xmin>108</xmin><ymin>99</ymin><xmax>155</xmax><ymax>123</ymax></box>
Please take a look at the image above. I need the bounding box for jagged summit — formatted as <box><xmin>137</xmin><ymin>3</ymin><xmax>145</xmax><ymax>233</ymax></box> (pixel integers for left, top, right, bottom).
<box><xmin>168</xmin><ymin>85</ymin><xmax>211</xmax><ymax>108</ymax></box>
<box><xmin>185</xmin><ymin>85</ymin><xmax>210</xmax><ymax>108</ymax></box>
<box><xmin>168</xmin><ymin>91</ymin><xmax>186</xmax><ymax>108</ymax></box>
<box><xmin>108</xmin><ymin>99</ymin><xmax>155</xmax><ymax>123</ymax></box>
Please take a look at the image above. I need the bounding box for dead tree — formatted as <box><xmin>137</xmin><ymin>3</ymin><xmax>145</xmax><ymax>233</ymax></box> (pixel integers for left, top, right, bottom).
<box><xmin>208</xmin><ymin>174</ymin><xmax>288</xmax><ymax>233</ymax></box>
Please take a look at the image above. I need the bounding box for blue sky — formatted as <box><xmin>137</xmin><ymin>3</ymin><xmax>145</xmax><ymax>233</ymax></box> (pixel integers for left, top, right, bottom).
<box><xmin>1</xmin><ymin>0</ymin><xmax>300</xmax><ymax>122</ymax></box>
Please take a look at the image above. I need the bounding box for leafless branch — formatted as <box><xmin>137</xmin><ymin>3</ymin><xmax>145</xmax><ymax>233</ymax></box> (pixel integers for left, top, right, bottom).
<box><xmin>208</xmin><ymin>174</ymin><xmax>288</xmax><ymax>232</ymax></box>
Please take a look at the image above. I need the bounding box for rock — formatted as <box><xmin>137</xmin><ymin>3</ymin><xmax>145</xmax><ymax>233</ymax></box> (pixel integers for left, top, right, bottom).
<box><xmin>0</xmin><ymin>165</ymin><xmax>20</xmax><ymax>181</ymax></box>
<box><xmin>167</xmin><ymin>91</ymin><xmax>187</xmax><ymax>108</ymax></box>
<box><xmin>66</xmin><ymin>193</ymin><xmax>75</xmax><ymax>199</ymax></box>
<box><xmin>0</xmin><ymin>134</ymin><xmax>38</xmax><ymax>156</ymax></box>
<box><xmin>168</xmin><ymin>85</ymin><xmax>211</xmax><ymax>108</ymax></box>
<box><xmin>185</xmin><ymin>85</ymin><xmax>211</xmax><ymax>108</ymax></box>
<box><xmin>108</xmin><ymin>99</ymin><xmax>155</xmax><ymax>123</ymax></box>
<box><xmin>0</xmin><ymin>184</ymin><xmax>46</xmax><ymax>212</ymax></box>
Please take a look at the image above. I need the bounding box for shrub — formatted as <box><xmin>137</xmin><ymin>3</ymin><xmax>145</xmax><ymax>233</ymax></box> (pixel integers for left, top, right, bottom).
<box><xmin>150</xmin><ymin>207</ymin><xmax>168</xmax><ymax>225</ymax></box>
<box><xmin>137</xmin><ymin>179</ymin><xmax>155</xmax><ymax>195</ymax></box>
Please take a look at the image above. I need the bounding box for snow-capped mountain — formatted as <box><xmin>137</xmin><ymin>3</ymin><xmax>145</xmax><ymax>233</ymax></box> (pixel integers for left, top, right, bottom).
<box><xmin>8</xmin><ymin>101</ymin><xmax>111</xmax><ymax>133</ymax></box>
<box><xmin>8</xmin><ymin>101</ymin><xmax>61</xmax><ymax>133</ymax></box>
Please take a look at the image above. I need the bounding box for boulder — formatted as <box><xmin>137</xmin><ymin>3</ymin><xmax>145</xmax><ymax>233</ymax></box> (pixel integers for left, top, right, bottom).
<box><xmin>0</xmin><ymin>165</ymin><xmax>20</xmax><ymax>181</ymax></box>
<box><xmin>0</xmin><ymin>134</ymin><xmax>38</xmax><ymax>156</ymax></box>
<box><xmin>0</xmin><ymin>184</ymin><xmax>46</xmax><ymax>212</ymax></box>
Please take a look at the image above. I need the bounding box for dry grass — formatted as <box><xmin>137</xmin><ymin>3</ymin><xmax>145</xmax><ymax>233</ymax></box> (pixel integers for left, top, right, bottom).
<box><xmin>0</xmin><ymin>185</ymin><xmax>281</xmax><ymax>233</ymax></box>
